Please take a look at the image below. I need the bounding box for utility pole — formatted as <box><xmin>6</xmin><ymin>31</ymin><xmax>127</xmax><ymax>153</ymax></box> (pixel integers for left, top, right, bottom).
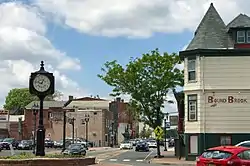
<box><xmin>164</xmin><ymin>113</ymin><xmax>169</xmax><ymax>151</ymax></box>
<box><xmin>156</xmin><ymin>106</ymin><xmax>161</xmax><ymax>158</ymax></box>
<box><xmin>111</xmin><ymin>121</ymin><xmax>114</xmax><ymax>147</ymax></box>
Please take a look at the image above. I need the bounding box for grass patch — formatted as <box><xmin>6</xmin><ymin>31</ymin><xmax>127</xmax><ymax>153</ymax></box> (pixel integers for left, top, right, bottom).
<box><xmin>0</xmin><ymin>152</ymin><xmax>85</xmax><ymax>160</ymax></box>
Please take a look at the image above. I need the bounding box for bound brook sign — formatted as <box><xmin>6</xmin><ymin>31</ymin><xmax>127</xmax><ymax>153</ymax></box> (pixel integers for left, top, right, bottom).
<box><xmin>208</xmin><ymin>96</ymin><xmax>247</xmax><ymax>104</ymax></box>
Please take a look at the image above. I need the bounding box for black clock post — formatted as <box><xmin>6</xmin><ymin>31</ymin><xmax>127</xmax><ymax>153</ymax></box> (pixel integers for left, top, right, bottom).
<box><xmin>29</xmin><ymin>61</ymin><xmax>55</xmax><ymax>156</ymax></box>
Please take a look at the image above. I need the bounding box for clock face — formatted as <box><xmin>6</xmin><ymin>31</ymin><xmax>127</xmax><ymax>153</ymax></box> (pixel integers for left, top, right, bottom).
<box><xmin>33</xmin><ymin>74</ymin><xmax>51</xmax><ymax>92</ymax></box>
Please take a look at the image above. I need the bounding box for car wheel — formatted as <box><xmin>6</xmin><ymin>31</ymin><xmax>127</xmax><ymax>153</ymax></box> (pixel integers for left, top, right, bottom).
<box><xmin>83</xmin><ymin>151</ymin><xmax>86</xmax><ymax>156</ymax></box>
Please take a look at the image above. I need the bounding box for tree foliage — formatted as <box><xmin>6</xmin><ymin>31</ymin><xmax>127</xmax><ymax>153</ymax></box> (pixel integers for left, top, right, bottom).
<box><xmin>4</xmin><ymin>88</ymin><xmax>63</xmax><ymax>110</ymax></box>
<box><xmin>139</xmin><ymin>125</ymin><xmax>153</xmax><ymax>138</ymax></box>
<box><xmin>98</xmin><ymin>48</ymin><xmax>184</xmax><ymax>129</ymax></box>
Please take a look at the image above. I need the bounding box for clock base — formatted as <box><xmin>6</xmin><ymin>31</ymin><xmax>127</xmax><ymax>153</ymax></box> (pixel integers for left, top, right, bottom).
<box><xmin>36</xmin><ymin>128</ymin><xmax>45</xmax><ymax>156</ymax></box>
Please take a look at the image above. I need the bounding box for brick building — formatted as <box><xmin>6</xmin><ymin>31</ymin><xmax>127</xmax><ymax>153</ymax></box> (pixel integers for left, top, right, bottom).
<box><xmin>109</xmin><ymin>97</ymin><xmax>139</xmax><ymax>144</ymax></box>
<box><xmin>65</xmin><ymin>97</ymin><xmax>113</xmax><ymax>147</ymax></box>
<box><xmin>24</xmin><ymin>100</ymin><xmax>68</xmax><ymax>140</ymax></box>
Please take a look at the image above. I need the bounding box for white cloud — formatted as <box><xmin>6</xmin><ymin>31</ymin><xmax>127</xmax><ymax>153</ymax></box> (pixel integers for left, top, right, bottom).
<box><xmin>0</xmin><ymin>2</ymin><xmax>86</xmax><ymax>107</ymax></box>
<box><xmin>34</xmin><ymin>0</ymin><xmax>250</xmax><ymax>38</ymax></box>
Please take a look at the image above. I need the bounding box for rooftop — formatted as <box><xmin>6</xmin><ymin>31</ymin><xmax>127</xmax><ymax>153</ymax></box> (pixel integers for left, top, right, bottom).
<box><xmin>185</xmin><ymin>3</ymin><xmax>250</xmax><ymax>50</ymax></box>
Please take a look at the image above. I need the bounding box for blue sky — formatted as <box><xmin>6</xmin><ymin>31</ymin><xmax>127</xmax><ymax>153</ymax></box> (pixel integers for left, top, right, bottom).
<box><xmin>0</xmin><ymin>0</ymin><xmax>247</xmax><ymax>107</ymax></box>
<box><xmin>48</xmin><ymin>27</ymin><xmax>192</xmax><ymax>97</ymax></box>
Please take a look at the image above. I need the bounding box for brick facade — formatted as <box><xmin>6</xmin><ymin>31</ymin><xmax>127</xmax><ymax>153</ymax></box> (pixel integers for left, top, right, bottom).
<box><xmin>66</xmin><ymin>109</ymin><xmax>113</xmax><ymax>146</ymax></box>
<box><xmin>24</xmin><ymin>108</ymin><xmax>67</xmax><ymax>140</ymax></box>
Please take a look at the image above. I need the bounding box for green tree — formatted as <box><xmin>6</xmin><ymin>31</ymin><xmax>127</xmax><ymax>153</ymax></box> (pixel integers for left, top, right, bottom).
<box><xmin>4</xmin><ymin>88</ymin><xmax>63</xmax><ymax>111</ymax></box>
<box><xmin>98</xmin><ymin>48</ymin><xmax>183</xmax><ymax>157</ymax></box>
<box><xmin>139</xmin><ymin>125</ymin><xmax>153</xmax><ymax>138</ymax></box>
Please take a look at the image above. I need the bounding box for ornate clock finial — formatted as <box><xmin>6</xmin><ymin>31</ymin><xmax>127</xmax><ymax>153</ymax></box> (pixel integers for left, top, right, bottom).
<box><xmin>40</xmin><ymin>61</ymin><xmax>44</xmax><ymax>71</ymax></box>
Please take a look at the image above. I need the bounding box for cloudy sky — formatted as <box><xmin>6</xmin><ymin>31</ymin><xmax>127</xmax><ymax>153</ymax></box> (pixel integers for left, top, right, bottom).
<box><xmin>0</xmin><ymin>0</ymin><xmax>248</xmax><ymax>110</ymax></box>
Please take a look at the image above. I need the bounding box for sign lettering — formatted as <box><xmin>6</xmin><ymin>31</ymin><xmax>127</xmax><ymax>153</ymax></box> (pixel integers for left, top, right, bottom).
<box><xmin>208</xmin><ymin>96</ymin><xmax>247</xmax><ymax>103</ymax></box>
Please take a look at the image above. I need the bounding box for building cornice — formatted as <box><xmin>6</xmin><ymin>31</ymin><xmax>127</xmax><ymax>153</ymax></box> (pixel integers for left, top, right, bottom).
<box><xmin>179</xmin><ymin>49</ymin><xmax>250</xmax><ymax>60</ymax></box>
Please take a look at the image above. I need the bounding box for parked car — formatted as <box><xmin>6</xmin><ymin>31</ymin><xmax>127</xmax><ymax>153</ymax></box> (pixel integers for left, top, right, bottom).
<box><xmin>54</xmin><ymin>140</ymin><xmax>63</xmax><ymax>149</ymax></box>
<box><xmin>17</xmin><ymin>140</ymin><xmax>33</xmax><ymax>150</ymax></box>
<box><xmin>63</xmin><ymin>143</ymin><xmax>86</xmax><ymax>155</ymax></box>
<box><xmin>196</xmin><ymin>146</ymin><xmax>250</xmax><ymax>166</ymax></box>
<box><xmin>168</xmin><ymin>138</ymin><xmax>175</xmax><ymax>147</ymax></box>
<box><xmin>235</xmin><ymin>140</ymin><xmax>250</xmax><ymax>148</ymax></box>
<box><xmin>147</xmin><ymin>140</ymin><xmax>157</xmax><ymax>148</ymax></box>
<box><xmin>45</xmin><ymin>139</ymin><xmax>54</xmax><ymax>148</ymax></box>
<box><xmin>135</xmin><ymin>141</ymin><xmax>149</xmax><ymax>152</ymax></box>
<box><xmin>120</xmin><ymin>141</ymin><xmax>133</xmax><ymax>149</ymax></box>
<box><xmin>1</xmin><ymin>138</ymin><xmax>19</xmax><ymax>150</ymax></box>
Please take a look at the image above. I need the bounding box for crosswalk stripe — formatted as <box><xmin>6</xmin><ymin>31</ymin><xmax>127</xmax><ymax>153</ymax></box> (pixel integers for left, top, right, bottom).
<box><xmin>123</xmin><ymin>159</ymin><xmax>130</xmax><ymax>161</ymax></box>
<box><xmin>109</xmin><ymin>159</ymin><xmax>117</xmax><ymax>161</ymax></box>
<box><xmin>136</xmin><ymin>160</ymin><xmax>143</xmax><ymax>161</ymax></box>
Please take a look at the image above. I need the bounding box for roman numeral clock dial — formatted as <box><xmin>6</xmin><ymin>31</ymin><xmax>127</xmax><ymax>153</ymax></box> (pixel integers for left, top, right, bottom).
<box><xmin>33</xmin><ymin>74</ymin><xmax>51</xmax><ymax>92</ymax></box>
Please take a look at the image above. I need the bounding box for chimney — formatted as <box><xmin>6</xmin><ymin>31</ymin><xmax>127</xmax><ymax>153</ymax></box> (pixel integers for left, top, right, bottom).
<box><xmin>69</xmin><ymin>96</ymin><xmax>73</xmax><ymax>100</ymax></box>
<box><xmin>116</xmin><ymin>97</ymin><xmax>121</xmax><ymax>102</ymax></box>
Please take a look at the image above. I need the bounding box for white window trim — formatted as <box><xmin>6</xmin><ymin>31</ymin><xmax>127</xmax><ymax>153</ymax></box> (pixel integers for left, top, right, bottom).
<box><xmin>48</xmin><ymin>112</ymin><xmax>53</xmax><ymax>119</ymax></box>
<box><xmin>188</xmin><ymin>95</ymin><xmax>197</xmax><ymax>121</ymax></box>
<box><xmin>188</xmin><ymin>60</ymin><xmax>196</xmax><ymax>82</ymax></box>
<box><xmin>237</xmin><ymin>30</ymin><xmax>246</xmax><ymax>43</ymax></box>
<box><xmin>247</xmin><ymin>30</ymin><xmax>250</xmax><ymax>43</ymax></box>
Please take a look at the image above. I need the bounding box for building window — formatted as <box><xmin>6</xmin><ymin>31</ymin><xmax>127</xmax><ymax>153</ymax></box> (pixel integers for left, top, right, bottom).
<box><xmin>237</xmin><ymin>31</ymin><xmax>246</xmax><ymax>43</ymax></box>
<box><xmin>188</xmin><ymin>95</ymin><xmax>197</xmax><ymax>121</ymax></box>
<box><xmin>48</xmin><ymin>112</ymin><xmax>53</xmax><ymax>119</ymax></box>
<box><xmin>220</xmin><ymin>135</ymin><xmax>231</xmax><ymax>145</ymax></box>
<box><xmin>105</xmin><ymin>134</ymin><xmax>108</xmax><ymax>142</ymax></box>
<box><xmin>247</xmin><ymin>31</ymin><xmax>250</xmax><ymax>43</ymax></box>
<box><xmin>188</xmin><ymin>60</ymin><xmax>196</xmax><ymax>81</ymax></box>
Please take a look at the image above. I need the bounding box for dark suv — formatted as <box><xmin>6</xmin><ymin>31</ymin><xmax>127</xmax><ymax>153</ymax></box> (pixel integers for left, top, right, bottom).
<box><xmin>1</xmin><ymin>138</ymin><xmax>19</xmax><ymax>150</ymax></box>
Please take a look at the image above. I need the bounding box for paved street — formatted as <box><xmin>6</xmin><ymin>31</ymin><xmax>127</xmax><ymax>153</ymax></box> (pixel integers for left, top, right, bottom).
<box><xmin>97</xmin><ymin>147</ymin><xmax>176</xmax><ymax>166</ymax></box>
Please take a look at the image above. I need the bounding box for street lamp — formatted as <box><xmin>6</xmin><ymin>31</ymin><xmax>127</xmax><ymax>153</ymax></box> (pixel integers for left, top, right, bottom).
<box><xmin>164</xmin><ymin>112</ymin><xmax>169</xmax><ymax>151</ymax></box>
<box><xmin>32</xmin><ymin>103</ymin><xmax>39</xmax><ymax>154</ymax></box>
<box><xmin>84</xmin><ymin>114</ymin><xmax>90</xmax><ymax>143</ymax></box>
<box><xmin>62</xmin><ymin>96</ymin><xmax>73</xmax><ymax>152</ymax></box>
<box><xmin>68</xmin><ymin>117</ymin><xmax>76</xmax><ymax>144</ymax></box>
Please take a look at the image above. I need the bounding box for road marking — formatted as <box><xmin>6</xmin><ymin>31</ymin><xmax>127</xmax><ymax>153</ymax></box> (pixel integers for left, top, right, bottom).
<box><xmin>109</xmin><ymin>159</ymin><xmax>117</xmax><ymax>161</ymax></box>
<box><xmin>143</xmin><ymin>150</ymin><xmax>153</xmax><ymax>161</ymax></box>
<box><xmin>136</xmin><ymin>159</ymin><xmax>143</xmax><ymax>162</ymax></box>
<box><xmin>123</xmin><ymin>159</ymin><xmax>130</xmax><ymax>161</ymax></box>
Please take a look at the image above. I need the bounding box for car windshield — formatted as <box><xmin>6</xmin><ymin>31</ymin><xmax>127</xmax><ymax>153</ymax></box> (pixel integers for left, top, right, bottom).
<box><xmin>3</xmin><ymin>138</ymin><xmax>13</xmax><ymax>143</ymax></box>
<box><xmin>202</xmin><ymin>150</ymin><xmax>233</xmax><ymax>159</ymax></box>
<box><xmin>139</xmin><ymin>141</ymin><xmax>146</xmax><ymax>144</ymax></box>
<box><xmin>122</xmin><ymin>141</ymin><xmax>130</xmax><ymax>144</ymax></box>
<box><xmin>69</xmin><ymin>144</ymin><xmax>81</xmax><ymax>149</ymax></box>
<box><xmin>21</xmin><ymin>140</ymin><xmax>30</xmax><ymax>144</ymax></box>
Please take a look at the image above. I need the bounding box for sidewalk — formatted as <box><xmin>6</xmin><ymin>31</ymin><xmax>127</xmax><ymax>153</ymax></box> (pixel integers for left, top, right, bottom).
<box><xmin>88</xmin><ymin>147</ymin><xmax>112</xmax><ymax>151</ymax></box>
<box><xmin>46</xmin><ymin>150</ymin><xmax>62</xmax><ymax>154</ymax></box>
<box><xmin>151</xmin><ymin>151</ymin><xmax>196</xmax><ymax>166</ymax></box>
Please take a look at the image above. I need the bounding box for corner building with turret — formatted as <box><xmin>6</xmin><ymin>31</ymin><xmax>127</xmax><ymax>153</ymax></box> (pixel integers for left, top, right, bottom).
<box><xmin>180</xmin><ymin>3</ymin><xmax>250</xmax><ymax>160</ymax></box>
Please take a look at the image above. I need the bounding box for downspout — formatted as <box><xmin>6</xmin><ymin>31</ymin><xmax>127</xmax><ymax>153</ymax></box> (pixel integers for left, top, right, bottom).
<box><xmin>202</xmin><ymin>56</ymin><xmax>206</xmax><ymax>151</ymax></box>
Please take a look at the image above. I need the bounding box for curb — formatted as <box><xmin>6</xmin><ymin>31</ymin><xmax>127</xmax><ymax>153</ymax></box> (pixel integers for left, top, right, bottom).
<box><xmin>151</xmin><ymin>159</ymin><xmax>195</xmax><ymax>166</ymax></box>
<box><xmin>151</xmin><ymin>162</ymin><xmax>195</xmax><ymax>166</ymax></box>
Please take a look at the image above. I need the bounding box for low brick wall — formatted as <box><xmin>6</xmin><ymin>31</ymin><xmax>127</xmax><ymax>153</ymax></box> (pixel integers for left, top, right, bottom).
<box><xmin>0</xmin><ymin>157</ymin><xmax>95</xmax><ymax>166</ymax></box>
